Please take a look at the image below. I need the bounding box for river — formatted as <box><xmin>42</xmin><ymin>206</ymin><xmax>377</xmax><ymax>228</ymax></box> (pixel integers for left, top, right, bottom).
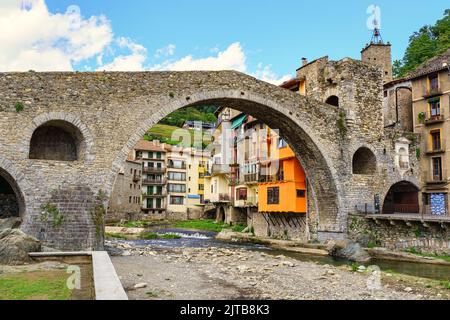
<box><xmin>114</xmin><ymin>227</ymin><xmax>450</xmax><ymax>282</ymax></box>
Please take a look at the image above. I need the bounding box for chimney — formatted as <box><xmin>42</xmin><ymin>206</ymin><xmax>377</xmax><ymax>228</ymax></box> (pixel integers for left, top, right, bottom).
<box><xmin>301</xmin><ymin>57</ymin><xmax>308</xmax><ymax>66</ymax></box>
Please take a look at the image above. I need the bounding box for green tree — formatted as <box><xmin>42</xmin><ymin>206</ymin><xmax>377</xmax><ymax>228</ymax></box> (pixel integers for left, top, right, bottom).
<box><xmin>394</xmin><ymin>9</ymin><xmax>450</xmax><ymax>78</ymax></box>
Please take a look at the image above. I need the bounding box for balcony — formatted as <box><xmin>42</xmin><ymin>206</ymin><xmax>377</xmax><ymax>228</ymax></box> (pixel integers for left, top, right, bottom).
<box><xmin>211</xmin><ymin>164</ymin><xmax>230</xmax><ymax>175</ymax></box>
<box><xmin>142</xmin><ymin>178</ymin><xmax>166</xmax><ymax>185</ymax></box>
<box><xmin>136</xmin><ymin>156</ymin><xmax>165</xmax><ymax>161</ymax></box>
<box><xmin>425</xmin><ymin>140</ymin><xmax>446</xmax><ymax>155</ymax></box>
<box><xmin>211</xmin><ymin>193</ymin><xmax>231</xmax><ymax>203</ymax></box>
<box><xmin>243</xmin><ymin>173</ymin><xmax>258</xmax><ymax>184</ymax></box>
<box><xmin>424</xmin><ymin>113</ymin><xmax>445</xmax><ymax>125</ymax></box>
<box><xmin>423</xmin><ymin>87</ymin><xmax>443</xmax><ymax>99</ymax></box>
<box><xmin>132</xmin><ymin>174</ymin><xmax>141</xmax><ymax>182</ymax></box>
<box><xmin>142</xmin><ymin>167</ymin><xmax>166</xmax><ymax>174</ymax></box>
<box><xmin>167</xmin><ymin>164</ymin><xmax>187</xmax><ymax>170</ymax></box>
<box><xmin>234</xmin><ymin>196</ymin><xmax>258</xmax><ymax>207</ymax></box>
<box><xmin>143</xmin><ymin>192</ymin><xmax>167</xmax><ymax>198</ymax></box>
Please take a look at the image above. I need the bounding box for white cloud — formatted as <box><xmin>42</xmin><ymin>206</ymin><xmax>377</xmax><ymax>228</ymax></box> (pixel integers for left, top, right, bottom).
<box><xmin>98</xmin><ymin>37</ymin><xmax>147</xmax><ymax>71</ymax></box>
<box><xmin>0</xmin><ymin>0</ymin><xmax>113</xmax><ymax>71</ymax></box>
<box><xmin>0</xmin><ymin>1</ymin><xmax>290</xmax><ymax>85</ymax></box>
<box><xmin>150</xmin><ymin>42</ymin><xmax>246</xmax><ymax>72</ymax></box>
<box><xmin>154</xmin><ymin>44</ymin><xmax>175</xmax><ymax>58</ymax></box>
<box><xmin>253</xmin><ymin>63</ymin><xmax>292</xmax><ymax>85</ymax></box>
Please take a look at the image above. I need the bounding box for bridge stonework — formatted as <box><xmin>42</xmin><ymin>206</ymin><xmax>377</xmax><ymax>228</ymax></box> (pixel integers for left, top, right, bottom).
<box><xmin>0</xmin><ymin>70</ymin><xmax>410</xmax><ymax>250</ymax></box>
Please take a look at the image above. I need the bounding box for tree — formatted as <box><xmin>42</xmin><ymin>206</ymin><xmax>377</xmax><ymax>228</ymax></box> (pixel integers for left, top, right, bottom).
<box><xmin>394</xmin><ymin>10</ymin><xmax>450</xmax><ymax>78</ymax></box>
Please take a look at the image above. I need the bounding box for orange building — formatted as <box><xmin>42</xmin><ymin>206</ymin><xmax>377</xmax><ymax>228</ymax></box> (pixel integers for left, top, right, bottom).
<box><xmin>258</xmin><ymin>137</ymin><xmax>307</xmax><ymax>214</ymax></box>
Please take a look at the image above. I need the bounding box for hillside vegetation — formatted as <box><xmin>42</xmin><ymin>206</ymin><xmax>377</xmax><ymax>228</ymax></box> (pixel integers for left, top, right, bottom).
<box><xmin>394</xmin><ymin>9</ymin><xmax>450</xmax><ymax>78</ymax></box>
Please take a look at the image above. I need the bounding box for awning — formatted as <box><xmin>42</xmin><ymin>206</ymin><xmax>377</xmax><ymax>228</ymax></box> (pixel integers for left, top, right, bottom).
<box><xmin>231</xmin><ymin>114</ymin><xmax>247</xmax><ymax>129</ymax></box>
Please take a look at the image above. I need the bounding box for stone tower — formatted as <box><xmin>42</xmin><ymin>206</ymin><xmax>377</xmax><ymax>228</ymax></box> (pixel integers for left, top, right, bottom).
<box><xmin>361</xmin><ymin>28</ymin><xmax>393</xmax><ymax>83</ymax></box>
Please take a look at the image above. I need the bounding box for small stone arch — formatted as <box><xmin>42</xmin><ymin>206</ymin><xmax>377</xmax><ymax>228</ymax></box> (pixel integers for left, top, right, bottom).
<box><xmin>382</xmin><ymin>181</ymin><xmax>419</xmax><ymax>214</ymax></box>
<box><xmin>352</xmin><ymin>147</ymin><xmax>377</xmax><ymax>174</ymax></box>
<box><xmin>24</xmin><ymin>113</ymin><xmax>94</xmax><ymax>162</ymax></box>
<box><xmin>325</xmin><ymin>95</ymin><xmax>339</xmax><ymax>107</ymax></box>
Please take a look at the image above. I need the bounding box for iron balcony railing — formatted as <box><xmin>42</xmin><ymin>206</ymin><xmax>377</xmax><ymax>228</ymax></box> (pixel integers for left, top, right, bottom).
<box><xmin>424</xmin><ymin>113</ymin><xmax>445</xmax><ymax>125</ymax></box>
<box><xmin>211</xmin><ymin>164</ymin><xmax>230</xmax><ymax>175</ymax></box>
<box><xmin>142</xmin><ymin>167</ymin><xmax>166</xmax><ymax>174</ymax></box>
<box><xmin>142</xmin><ymin>178</ymin><xmax>166</xmax><ymax>185</ymax></box>
<box><xmin>143</xmin><ymin>192</ymin><xmax>167</xmax><ymax>198</ymax></box>
<box><xmin>132</xmin><ymin>174</ymin><xmax>141</xmax><ymax>182</ymax></box>
<box><xmin>142</xmin><ymin>206</ymin><xmax>166</xmax><ymax>211</ymax></box>
<box><xmin>423</xmin><ymin>87</ymin><xmax>443</xmax><ymax>99</ymax></box>
<box><xmin>167</xmin><ymin>163</ymin><xmax>187</xmax><ymax>169</ymax></box>
<box><xmin>425</xmin><ymin>139</ymin><xmax>446</xmax><ymax>155</ymax></box>
<box><xmin>243</xmin><ymin>173</ymin><xmax>258</xmax><ymax>183</ymax></box>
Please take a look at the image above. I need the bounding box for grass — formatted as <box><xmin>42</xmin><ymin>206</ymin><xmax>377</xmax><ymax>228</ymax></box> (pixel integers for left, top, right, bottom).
<box><xmin>440</xmin><ymin>280</ymin><xmax>450</xmax><ymax>290</ymax></box>
<box><xmin>172</xmin><ymin>219</ymin><xmax>230</xmax><ymax>232</ymax></box>
<box><xmin>146</xmin><ymin>123</ymin><xmax>212</xmax><ymax>148</ymax></box>
<box><xmin>404</xmin><ymin>247</ymin><xmax>450</xmax><ymax>262</ymax></box>
<box><xmin>0</xmin><ymin>270</ymin><xmax>72</xmax><ymax>300</ymax></box>
<box><xmin>117</xmin><ymin>221</ymin><xmax>154</xmax><ymax>228</ymax></box>
<box><xmin>105</xmin><ymin>232</ymin><xmax>128</xmax><ymax>239</ymax></box>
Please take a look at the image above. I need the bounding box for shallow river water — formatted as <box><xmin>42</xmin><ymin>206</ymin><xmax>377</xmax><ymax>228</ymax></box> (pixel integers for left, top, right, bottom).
<box><xmin>119</xmin><ymin>227</ymin><xmax>450</xmax><ymax>281</ymax></box>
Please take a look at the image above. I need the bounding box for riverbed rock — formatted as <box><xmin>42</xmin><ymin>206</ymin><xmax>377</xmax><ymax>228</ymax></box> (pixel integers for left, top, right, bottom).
<box><xmin>0</xmin><ymin>217</ymin><xmax>22</xmax><ymax>230</ymax></box>
<box><xmin>134</xmin><ymin>282</ymin><xmax>148</xmax><ymax>289</ymax></box>
<box><xmin>0</xmin><ymin>229</ymin><xmax>41</xmax><ymax>265</ymax></box>
<box><xmin>330</xmin><ymin>240</ymin><xmax>371</xmax><ymax>263</ymax></box>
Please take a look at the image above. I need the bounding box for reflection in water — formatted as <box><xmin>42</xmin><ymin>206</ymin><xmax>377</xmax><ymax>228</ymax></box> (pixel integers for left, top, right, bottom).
<box><xmin>117</xmin><ymin>227</ymin><xmax>450</xmax><ymax>281</ymax></box>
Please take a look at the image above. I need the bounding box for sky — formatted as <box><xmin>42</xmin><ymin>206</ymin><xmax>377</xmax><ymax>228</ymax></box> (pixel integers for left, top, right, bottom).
<box><xmin>0</xmin><ymin>0</ymin><xmax>448</xmax><ymax>84</ymax></box>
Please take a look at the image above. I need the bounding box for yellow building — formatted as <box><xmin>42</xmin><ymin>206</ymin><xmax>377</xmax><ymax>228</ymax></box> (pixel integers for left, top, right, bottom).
<box><xmin>411</xmin><ymin>49</ymin><xmax>450</xmax><ymax>215</ymax></box>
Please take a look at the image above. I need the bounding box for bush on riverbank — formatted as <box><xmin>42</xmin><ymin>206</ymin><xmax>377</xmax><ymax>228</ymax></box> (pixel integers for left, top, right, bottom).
<box><xmin>140</xmin><ymin>232</ymin><xmax>182</xmax><ymax>240</ymax></box>
<box><xmin>173</xmin><ymin>219</ymin><xmax>246</xmax><ymax>233</ymax></box>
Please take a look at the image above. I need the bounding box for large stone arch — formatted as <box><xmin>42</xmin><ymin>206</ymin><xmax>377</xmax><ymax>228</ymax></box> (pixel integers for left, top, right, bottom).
<box><xmin>109</xmin><ymin>89</ymin><xmax>344</xmax><ymax>234</ymax></box>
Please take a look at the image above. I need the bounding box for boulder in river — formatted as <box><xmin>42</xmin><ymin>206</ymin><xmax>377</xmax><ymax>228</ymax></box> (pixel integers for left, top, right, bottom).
<box><xmin>329</xmin><ymin>239</ymin><xmax>371</xmax><ymax>263</ymax></box>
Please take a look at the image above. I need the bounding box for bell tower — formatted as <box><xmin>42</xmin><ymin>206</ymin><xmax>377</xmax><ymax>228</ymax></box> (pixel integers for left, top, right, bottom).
<box><xmin>361</xmin><ymin>26</ymin><xmax>393</xmax><ymax>83</ymax></box>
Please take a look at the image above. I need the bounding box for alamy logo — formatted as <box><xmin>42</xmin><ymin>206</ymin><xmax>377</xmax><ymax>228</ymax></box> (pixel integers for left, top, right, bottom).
<box><xmin>367</xmin><ymin>5</ymin><xmax>382</xmax><ymax>30</ymax></box>
<box><xmin>66</xmin><ymin>265</ymin><xmax>81</xmax><ymax>290</ymax></box>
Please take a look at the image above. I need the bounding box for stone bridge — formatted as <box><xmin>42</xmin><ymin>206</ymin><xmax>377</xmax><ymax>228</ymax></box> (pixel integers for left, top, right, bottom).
<box><xmin>0</xmin><ymin>70</ymin><xmax>407</xmax><ymax>250</ymax></box>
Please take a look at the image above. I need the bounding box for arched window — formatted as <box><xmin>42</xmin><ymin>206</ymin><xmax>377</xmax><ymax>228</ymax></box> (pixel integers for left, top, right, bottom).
<box><xmin>29</xmin><ymin>120</ymin><xmax>85</xmax><ymax>161</ymax></box>
<box><xmin>325</xmin><ymin>95</ymin><xmax>339</xmax><ymax>107</ymax></box>
<box><xmin>352</xmin><ymin>147</ymin><xmax>377</xmax><ymax>174</ymax></box>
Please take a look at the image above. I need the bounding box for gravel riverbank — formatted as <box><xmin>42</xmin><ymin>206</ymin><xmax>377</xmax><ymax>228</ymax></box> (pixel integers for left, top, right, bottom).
<box><xmin>107</xmin><ymin>241</ymin><xmax>450</xmax><ymax>300</ymax></box>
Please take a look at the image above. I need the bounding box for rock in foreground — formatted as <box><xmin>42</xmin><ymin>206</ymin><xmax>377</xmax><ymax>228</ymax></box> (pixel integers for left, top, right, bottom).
<box><xmin>0</xmin><ymin>229</ymin><xmax>41</xmax><ymax>265</ymax></box>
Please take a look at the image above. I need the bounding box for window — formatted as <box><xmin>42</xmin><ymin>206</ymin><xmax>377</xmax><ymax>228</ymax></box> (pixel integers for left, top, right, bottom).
<box><xmin>431</xmin><ymin>130</ymin><xmax>441</xmax><ymax>151</ymax></box>
<box><xmin>156</xmin><ymin>152</ymin><xmax>161</xmax><ymax>159</ymax></box>
<box><xmin>237</xmin><ymin>188</ymin><xmax>247</xmax><ymax>200</ymax></box>
<box><xmin>199</xmin><ymin>173</ymin><xmax>205</xmax><ymax>178</ymax></box>
<box><xmin>325</xmin><ymin>95</ymin><xmax>339</xmax><ymax>107</ymax></box>
<box><xmin>429</xmin><ymin>74</ymin><xmax>439</xmax><ymax>92</ymax></box>
<box><xmin>170</xmin><ymin>196</ymin><xmax>184</xmax><ymax>205</ymax></box>
<box><xmin>297</xmin><ymin>189</ymin><xmax>306</xmax><ymax>198</ymax></box>
<box><xmin>384</xmin><ymin>90</ymin><xmax>388</xmax><ymax>98</ymax></box>
<box><xmin>432</xmin><ymin>157</ymin><xmax>443</xmax><ymax>181</ymax></box>
<box><xmin>199</xmin><ymin>184</ymin><xmax>204</xmax><ymax>191</ymax></box>
<box><xmin>168</xmin><ymin>159</ymin><xmax>185</xmax><ymax>169</ymax></box>
<box><xmin>429</xmin><ymin>99</ymin><xmax>441</xmax><ymax>118</ymax></box>
<box><xmin>129</xmin><ymin>196</ymin><xmax>132</xmax><ymax>204</ymax></box>
<box><xmin>267</xmin><ymin>187</ymin><xmax>279</xmax><ymax>205</ymax></box>
<box><xmin>168</xmin><ymin>172</ymin><xmax>186</xmax><ymax>181</ymax></box>
<box><xmin>168</xmin><ymin>184</ymin><xmax>186</xmax><ymax>193</ymax></box>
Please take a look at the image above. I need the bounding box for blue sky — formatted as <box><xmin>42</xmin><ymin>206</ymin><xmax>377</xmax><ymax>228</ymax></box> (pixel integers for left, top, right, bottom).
<box><xmin>0</xmin><ymin>0</ymin><xmax>448</xmax><ymax>83</ymax></box>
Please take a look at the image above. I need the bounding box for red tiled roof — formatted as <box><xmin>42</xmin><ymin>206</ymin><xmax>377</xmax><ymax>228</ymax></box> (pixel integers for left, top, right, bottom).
<box><xmin>407</xmin><ymin>48</ymin><xmax>450</xmax><ymax>80</ymax></box>
<box><xmin>134</xmin><ymin>139</ymin><xmax>166</xmax><ymax>152</ymax></box>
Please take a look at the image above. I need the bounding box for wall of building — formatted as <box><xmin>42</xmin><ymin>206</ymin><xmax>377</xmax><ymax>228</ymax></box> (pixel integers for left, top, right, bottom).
<box><xmin>107</xmin><ymin>160</ymin><xmax>142</xmax><ymax>222</ymax></box>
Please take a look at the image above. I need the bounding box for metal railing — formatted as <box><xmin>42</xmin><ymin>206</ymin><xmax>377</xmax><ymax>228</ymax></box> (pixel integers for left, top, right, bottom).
<box><xmin>142</xmin><ymin>178</ymin><xmax>166</xmax><ymax>185</ymax></box>
<box><xmin>243</xmin><ymin>173</ymin><xmax>258</xmax><ymax>183</ymax></box>
<box><xmin>143</xmin><ymin>167</ymin><xmax>166</xmax><ymax>174</ymax></box>
<box><xmin>425</xmin><ymin>139</ymin><xmax>446</xmax><ymax>155</ymax></box>
<box><xmin>143</xmin><ymin>192</ymin><xmax>167</xmax><ymax>198</ymax></box>
<box><xmin>424</xmin><ymin>113</ymin><xmax>445</xmax><ymax>124</ymax></box>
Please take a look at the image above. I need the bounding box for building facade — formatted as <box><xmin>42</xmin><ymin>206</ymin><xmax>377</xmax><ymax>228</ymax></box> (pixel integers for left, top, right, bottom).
<box><xmin>107</xmin><ymin>158</ymin><xmax>142</xmax><ymax>222</ymax></box>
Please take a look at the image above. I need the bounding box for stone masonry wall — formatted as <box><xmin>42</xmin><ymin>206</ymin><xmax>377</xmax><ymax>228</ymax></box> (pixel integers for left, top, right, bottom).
<box><xmin>348</xmin><ymin>213</ymin><xmax>450</xmax><ymax>255</ymax></box>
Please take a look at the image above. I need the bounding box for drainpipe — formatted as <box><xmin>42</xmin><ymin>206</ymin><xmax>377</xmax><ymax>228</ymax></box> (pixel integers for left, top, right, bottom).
<box><xmin>395</xmin><ymin>86</ymin><xmax>412</xmax><ymax>125</ymax></box>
